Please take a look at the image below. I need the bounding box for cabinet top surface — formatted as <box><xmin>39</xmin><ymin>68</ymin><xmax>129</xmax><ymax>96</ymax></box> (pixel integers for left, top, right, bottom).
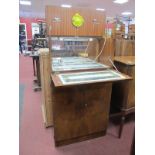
<box><xmin>51</xmin><ymin>69</ymin><xmax>131</xmax><ymax>87</ymax></box>
<box><xmin>114</xmin><ymin>56</ymin><xmax>135</xmax><ymax>66</ymax></box>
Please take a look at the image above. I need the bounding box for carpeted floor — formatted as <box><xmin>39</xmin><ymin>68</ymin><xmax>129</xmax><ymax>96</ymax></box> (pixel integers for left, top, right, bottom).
<box><xmin>19</xmin><ymin>55</ymin><xmax>134</xmax><ymax>155</ymax></box>
<box><xmin>19</xmin><ymin>83</ymin><xmax>25</xmax><ymax>124</ymax></box>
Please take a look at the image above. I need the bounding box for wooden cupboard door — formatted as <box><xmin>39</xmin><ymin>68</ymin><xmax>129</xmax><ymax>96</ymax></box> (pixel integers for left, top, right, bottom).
<box><xmin>51</xmin><ymin>82</ymin><xmax>112</xmax><ymax>144</ymax></box>
<box><xmin>46</xmin><ymin>6</ymin><xmax>106</xmax><ymax>36</ymax></box>
<box><xmin>46</xmin><ymin>7</ymin><xmax>91</xmax><ymax>36</ymax></box>
<box><xmin>90</xmin><ymin>10</ymin><xmax>106</xmax><ymax>36</ymax></box>
<box><xmin>73</xmin><ymin>8</ymin><xmax>91</xmax><ymax>36</ymax></box>
<box><xmin>48</xmin><ymin>6</ymin><xmax>65</xmax><ymax>36</ymax></box>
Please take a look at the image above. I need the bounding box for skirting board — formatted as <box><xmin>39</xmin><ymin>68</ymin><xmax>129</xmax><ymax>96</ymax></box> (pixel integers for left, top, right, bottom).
<box><xmin>55</xmin><ymin>130</ymin><xmax>106</xmax><ymax>147</ymax></box>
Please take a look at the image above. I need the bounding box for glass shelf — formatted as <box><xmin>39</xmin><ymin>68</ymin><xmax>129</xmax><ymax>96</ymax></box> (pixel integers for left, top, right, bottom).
<box><xmin>50</xmin><ymin>36</ymin><xmax>99</xmax><ymax>57</ymax></box>
<box><xmin>58</xmin><ymin>70</ymin><xmax>126</xmax><ymax>85</ymax></box>
<box><xmin>52</xmin><ymin>57</ymin><xmax>109</xmax><ymax>72</ymax></box>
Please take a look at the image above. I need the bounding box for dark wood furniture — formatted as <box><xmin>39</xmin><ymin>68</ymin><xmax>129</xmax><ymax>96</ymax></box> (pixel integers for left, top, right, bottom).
<box><xmin>130</xmin><ymin>128</ymin><xmax>135</xmax><ymax>155</ymax></box>
<box><xmin>29</xmin><ymin>53</ymin><xmax>41</xmax><ymax>91</ymax></box>
<box><xmin>110</xmin><ymin>56</ymin><xmax>135</xmax><ymax>138</ymax></box>
<box><xmin>51</xmin><ymin>71</ymin><xmax>131</xmax><ymax>146</ymax></box>
<box><xmin>51</xmin><ymin>82</ymin><xmax>112</xmax><ymax>146</ymax></box>
<box><xmin>43</xmin><ymin>5</ymin><xmax>133</xmax><ymax>146</ymax></box>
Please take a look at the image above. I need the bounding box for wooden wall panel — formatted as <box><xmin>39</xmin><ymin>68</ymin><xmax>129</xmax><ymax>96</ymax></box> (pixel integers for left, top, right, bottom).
<box><xmin>115</xmin><ymin>39</ymin><xmax>135</xmax><ymax>56</ymax></box>
<box><xmin>91</xmin><ymin>10</ymin><xmax>105</xmax><ymax>36</ymax></box>
<box><xmin>98</xmin><ymin>38</ymin><xmax>115</xmax><ymax>67</ymax></box>
<box><xmin>87</xmin><ymin>39</ymin><xmax>100</xmax><ymax>59</ymax></box>
<box><xmin>45</xmin><ymin>6</ymin><xmax>105</xmax><ymax>36</ymax></box>
<box><xmin>39</xmin><ymin>48</ymin><xmax>53</xmax><ymax>127</ymax></box>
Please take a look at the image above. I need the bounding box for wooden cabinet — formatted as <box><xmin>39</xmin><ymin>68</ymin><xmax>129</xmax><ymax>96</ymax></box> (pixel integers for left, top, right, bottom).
<box><xmin>111</xmin><ymin>56</ymin><xmax>135</xmax><ymax>109</ymax></box>
<box><xmin>45</xmin><ymin>6</ymin><xmax>105</xmax><ymax>36</ymax></box>
<box><xmin>51</xmin><ymin>70</ymin><xmax>131</xmax><ymax>146</ymax></box>
<box><xmin>51</xmin><ymin>82</ymin><xmax>112</xmax><ymax>146</ymax></box>
<box><xmin>39</xmin><ymin>49</ymin><xmax>53</xmax><ymax>127</ymax></box>
<box><xmin>110</xmin><ymin>56</ymin><xmax>135</xmax><ymax>138</ymax></box>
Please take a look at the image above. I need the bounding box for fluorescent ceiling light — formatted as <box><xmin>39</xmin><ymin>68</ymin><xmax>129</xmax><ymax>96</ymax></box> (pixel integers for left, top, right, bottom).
<box><xmin>61</xmin><ymin>4</ymin><xmax>72</xmax><ymax>8</ymax></box>
<box><xmin>96</xmin><ymin>8</ymin><xmax>105</xmax><ymax>11</ymax></box>
<box><xmin>59</xmin><ymin>38</ymin><xmax>64</xmax><ymax>41</ymax></box>
<box><xmin>20</xmin><ymin>0</ymin><xmax>31</xmax><ymax>5</ymax></box>
<box><xmin>121</xmin><ymin>11</ymin><xmax>132</xmax><ymax>15</ymax></box>
<box><xmin>113</xmin><ymin>0</ymin><xmax>128</xmax><ymax>4</ymax></box>
<box><xmin>89</xmin><ymin>38</ymin><xmax>93</xmax><ymax>41</ymax></box>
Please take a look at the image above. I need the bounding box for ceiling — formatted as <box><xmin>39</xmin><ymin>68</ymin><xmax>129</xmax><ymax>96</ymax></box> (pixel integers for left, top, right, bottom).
<box><xmin>19</xmin><ymin>0</ymin><xmax>135</xmax><ymax>18</ymax></box>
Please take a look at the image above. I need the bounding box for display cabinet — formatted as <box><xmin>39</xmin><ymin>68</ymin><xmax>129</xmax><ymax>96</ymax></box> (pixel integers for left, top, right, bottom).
<box><xmin>51</xmin><ymin>69</ymin><xmax>131</xmax><ymax>146</ymax></box>
<box><xmin>49</xmin><ymin>36</ymin><xmax>101</xmax><ymax>58</ymax></box>
<box><xmin>39</xmin><ymin>5</ymin><xmax>133</xmax><ymax>146</ymax></box>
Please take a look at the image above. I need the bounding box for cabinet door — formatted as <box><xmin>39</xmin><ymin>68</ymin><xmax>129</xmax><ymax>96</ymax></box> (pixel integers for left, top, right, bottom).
<box><xmin>91</xmin><ymin>10</ymin><xmax>106</xmax><ymax>36</ymax></box>
<box><xmin>47</xmin><ymin>6</ymin><xmax>64</xmax><ymax>36</ymax></box>
<box><xmin>46</xmin><ymin>6</ymin><xmax>105</xmax><ymax>36</ymax></box>
<box><xmin>52</xmin><ymin>83</ymin><xmax>112</xmax><ymax>144</ymax></box>
<box><xmin>72</xmin><ymin>8</ymin><xmax>90</xmax><ymax>36</ymax></box>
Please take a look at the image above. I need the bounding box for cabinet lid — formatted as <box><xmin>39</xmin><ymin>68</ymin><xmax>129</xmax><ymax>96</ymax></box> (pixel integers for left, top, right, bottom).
<box><xmin>51</xmin><ymin>69</ymin><xmax>131</xmax><ymax>87</ymax></box>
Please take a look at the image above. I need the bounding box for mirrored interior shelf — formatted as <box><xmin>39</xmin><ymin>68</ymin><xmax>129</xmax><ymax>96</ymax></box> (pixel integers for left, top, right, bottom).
<box><xmin>52</xmin><ymin>57</ymin><xmax>109</xmax><ymax>72</ymax></box>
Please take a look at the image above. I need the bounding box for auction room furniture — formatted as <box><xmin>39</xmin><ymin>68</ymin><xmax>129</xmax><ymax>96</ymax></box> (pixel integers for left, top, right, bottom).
<box><xmin>51</xmin><ymin>70</ymin><xmax>131</xmax><ymax>146</ymax></box>
<box><xmin>45</xmin><ymin>6</ymin><xmax>106</xmax><ymax>36</ymax></box>
<box><xmin>39</xmin><ymin>49</ymin><xmax>53</xmax><ymax>127</ymax></box>
<box><xmin>41</xmin><ymin>5</ymin><xmax>133</xmax><ymax>146</ymax></box>
<box><xmin>43</xmin><ymin>36</ymin><xmax>114</xmax><ymax>128</ymax></box>
<box><xmin>29</xmin><ymin>52</ymin><xmax>41</xmax><ymax>91</ymax></box>
<box><xmin>39</xmin><ymin>48</ymin><xmax>111</xmax><ymax>127</ymax></box>
<box><xmin>110</xmin><ymin>56</ymin><xmax>135</xmax><ymax>138</ymax></box>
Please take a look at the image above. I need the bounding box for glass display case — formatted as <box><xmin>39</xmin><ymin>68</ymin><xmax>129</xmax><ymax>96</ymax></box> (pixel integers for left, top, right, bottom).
<box><xmin>50</xmin><ymin>36</ymin><xmax>109</xmax><ymax>72</ymax></box>
<box><xmin>50</xmin><ymin>37</ymin><xmax>99</xmax><ymax>57</ymax></box>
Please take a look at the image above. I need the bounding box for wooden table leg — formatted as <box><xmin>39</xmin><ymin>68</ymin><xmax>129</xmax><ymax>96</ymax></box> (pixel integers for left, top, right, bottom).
<box><xmin>119</xmin><ymin>115</ymin><xmax>125</xmax><ymax>138</ymax></box>
<box><xmin>32</xmin><ymin>57</ymin><xmax>36</xmax><ymax>76</ymax></box>
<box><xmin>33</xmin><ymin>57</ymin><xmax>41</xmax><ymax>91</ymax></box>
<box><xmin>36</xmin><ymin>57</ymin><xmax>41</xmax><ymax>87</ymax></box>
<box><xmin>130</xmin><ymin>128</ymin><xmax>135</xmax><ymax>155</ymax></box>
